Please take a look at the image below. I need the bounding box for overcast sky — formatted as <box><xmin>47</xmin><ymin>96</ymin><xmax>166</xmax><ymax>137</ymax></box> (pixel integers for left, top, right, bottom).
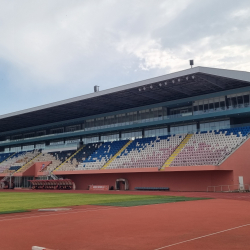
<box><xmin>0</xmin><ymin>0</ymin><xmax>250</xmax><ymax>115</ymax></box>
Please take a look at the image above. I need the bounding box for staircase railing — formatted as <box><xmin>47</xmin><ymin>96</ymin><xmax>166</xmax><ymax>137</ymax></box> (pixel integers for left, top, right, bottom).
<box><xmin>207</xmin><ymin>184</ymin><xmax>250</xmax><ymax>192</ymax></box>
<box><xmin>0</xmin><ymin>173</ymin><xmax>14</xmax><ymax>189</ymax></box>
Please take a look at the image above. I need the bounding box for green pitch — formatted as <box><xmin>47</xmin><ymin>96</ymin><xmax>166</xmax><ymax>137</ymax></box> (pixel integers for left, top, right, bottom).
<box><xmin>0</xmin><ymin>192</ymin><xmax>207</xmax><ymax>214</ymax></box>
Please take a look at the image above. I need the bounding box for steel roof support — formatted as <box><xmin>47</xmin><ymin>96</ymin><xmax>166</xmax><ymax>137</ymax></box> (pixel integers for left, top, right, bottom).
<box><xmin>198</xmin><ymin>75</ymin><xmax>226</xmax><ymax>89</ymax></box>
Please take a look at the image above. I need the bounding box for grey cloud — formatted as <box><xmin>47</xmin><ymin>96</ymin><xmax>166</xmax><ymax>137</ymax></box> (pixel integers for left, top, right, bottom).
<box><xmin>156</xmin><ymin>0</ymin><xmax>250</xmax><ymax>52</ymax></box>
<box><xmin>0</xmin><ymin>0</ymin><xmax>249</xmax><ymax>115</ymax></box>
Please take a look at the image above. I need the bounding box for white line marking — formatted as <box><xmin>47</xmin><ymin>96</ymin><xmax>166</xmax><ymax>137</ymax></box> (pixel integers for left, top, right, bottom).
<box><xmin>0</xmin><ymin>207</ymin><xmax>117</xmax><ymax>222</ymax></box>
<box><xmin>0</xmin><ymin>206</ymin><xmax>106</xmax><ymax>219</ymax></box>
<box><xmin>153</xmin><ymin>223</ymin><xmax>250</xmax><ymax>250</ymax></box>
<box><xmin>0</xmin><ymin>198</ymin><xmax>210</xmax><ymax>222</ymax></box>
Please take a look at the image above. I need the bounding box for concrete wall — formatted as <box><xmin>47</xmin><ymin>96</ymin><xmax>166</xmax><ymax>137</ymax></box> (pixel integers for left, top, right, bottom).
<box><xmin>57</xmin><ymin>138</ymin><xmax>250</xmax><ymax>191</ymax></box>
<box><xmin>220</xmin><ymin>138</ymin><xmax>250</xmax><ymax>188</ymax></box>
<box><xmin>6</xmin><ymin>137</ymin><xmax>249</xmax><ymax>192</ymax></box>
<box><xmin>64</xmin><ymin>170</ymin><xmax>233</xmax><ymax>192</ymax></box>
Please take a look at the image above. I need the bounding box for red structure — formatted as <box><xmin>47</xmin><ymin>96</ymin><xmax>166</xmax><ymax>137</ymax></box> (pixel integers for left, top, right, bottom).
<box><xmin>53</xmin><ymin>139</ymin><xmax>250</xmax><ymax>192</ymax></box>
<box><xmin>29</xmin><ymin>179</ymin><xmax>75</xmax><ymax>190</ymax></box>
<box><xmin>88</xmin><ymin>185</ymin><xmax>110</xmax><ymax>191</ymax></box>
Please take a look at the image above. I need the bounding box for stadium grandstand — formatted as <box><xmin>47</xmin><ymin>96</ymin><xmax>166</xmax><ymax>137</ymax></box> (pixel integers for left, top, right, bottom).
<box><xmin>1</xmin><ymin>66</ymin><xmax>250</xmax><ymax>191</ymax></box>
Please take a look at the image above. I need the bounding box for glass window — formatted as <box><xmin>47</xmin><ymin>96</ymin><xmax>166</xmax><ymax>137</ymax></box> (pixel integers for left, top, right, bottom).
<box><xmin>204</xmin><ymin>99</ymin><xmax>208</xmax><ymax>111</ymax></box>
<box><xmin>208</xmin><ymin>99</ymin><xmax>214</xmax><ymax>110</ymax></box>
<box><xmin>231</xmin><ymin>97</ymin><xmax>237</xmax><ymax>106</ymax></box>
<box><xmin>127</xmin><ymin>112</ymin><xmax>137</xmax><ymax>122</ymax></box>
<box><xmin>65</xmin><ymin>138</ymin><xmax>80</xmax><ymax>144</ymax></box>
<box><xmin>198</xmin><ymin>100</ymin><xmax>204</xmax><ymax>111</ymax></box>
<box><xmin>83</xmin><ymin>136</ymin><xmax>99</xmax><ymax>144</ymax></box>
<box><xmin>214</xmin><ymin>97</ymin><xmax>220</xmax><ymax>109</ymax></box>
<box><xmin>145</xmin><ymin>127</ymin><xmax>168</xmax><ymax>137</ymax></box>
<box><xmin>37</xmin><ymin>131</ymin><xmax>46</xmax><ymax>136</ymax></box>
<box><xmin>12</xmin><ymin>134</ymin><xmax>22</xmax><ymax>140</ymax></box>
<box><xmin>50</xmin><ymin>141</ymin><xmax>64</xmax><ymax>146</ymax></box>
<box><xmin>36</xmin><ymin>143</ymin><xmax>45</xmax><ymax>149</ymax></box>
<box><xmin>50</xmin><ymin>127</ymin><xmax>64</xmax><ymax>134</ymax></box>
<box><xmin>237</xmin><ymin>95</ymin><xmax>243</xmax><ymax>106</ymax></box>
<box><xmin>214</xmin><ymin>102</ymin><xmax>219</xmax><ymax>109</ymax></box>
<box><xmin>10</xmin><ymin>146</ymin><xmax>22</xmax><ymax>152</ymax></box>
<box><xmin>24</xmin><ymin>132</ymin><xmax>35</xmax><ymax>139</ymax></box>
<box><xmin>121</xmin><ymin>131</ymin><xmax>142</xmax><ymax>140</ymax></box>
<box><xmin>101</xmin><ymin>133</ymin><xmax>119</xmax><ymax>142</ymax></box>
<box><xmin>200</xmin><ymin>120</ymin><xmax>230</xmax><ymax>131</ymax></box>
<box><xmin>170</xmin><ymin>124</ymin><xmax>196</xmax><ymax>134</ymax></box>
<box><xmin>65</xmin><ymin>125</ymin><xmax>81</xmax><ymax>132</ymax></box>
<box><xmin>243</xmin><ymin>94</ymin><xmax>249</xmax><ymax>105</ymax></box>
<box><xmin>86</xmin><ymin>119</ymin><xmax>95</xmax><ymax>129</ymax></box>
<box><xmin>220</xmin><ymin>97</ymin><xmax>225</xmax><ymax>109</ymax></box>
<box><xmin>22</xmin><ymin>145</ymin><xmax>35</xmax><ymax>150</ymax></box>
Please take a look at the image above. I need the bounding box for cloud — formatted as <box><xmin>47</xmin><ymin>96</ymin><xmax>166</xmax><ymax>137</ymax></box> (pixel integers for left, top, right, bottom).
<box><xmin>0</xmin><ymin>0</ymin><xmax>250</xmax><ymax>114</ymax></box>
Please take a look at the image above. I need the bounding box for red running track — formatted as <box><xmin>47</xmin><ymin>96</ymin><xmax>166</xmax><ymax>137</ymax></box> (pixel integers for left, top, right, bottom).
<box><xmin>1</xmin><ymin>197</ymin><xmax>250</xmax><ymax>250</ymax></box>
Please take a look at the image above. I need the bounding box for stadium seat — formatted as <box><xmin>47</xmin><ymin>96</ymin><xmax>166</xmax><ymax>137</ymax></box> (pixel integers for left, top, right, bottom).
<box><xmin>56</xmin><ymin>143</ymin><xmax>102</xmax><ymax>171</ymax></box>
<box><xmin>0</xmin><ymin>150</ymin><xmax>40</xmax><ymax>174</ymax></box>
<box><xmin>78</xmin><ymin>140</ymin><xmax>129</xmax><ymax>170</ymax></box>
<box><xmin>107</xmin><ymin>134</ymin><xmax>186</xmax><ymax>169</ymax></box>
<box><xmin>170</xmin><ymin>126</ymin><xmax>250</xmax><ymax>166</ymax></box>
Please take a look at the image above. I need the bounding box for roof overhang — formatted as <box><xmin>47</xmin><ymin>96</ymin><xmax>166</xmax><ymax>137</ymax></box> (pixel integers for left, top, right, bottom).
<box><xmin>0</xmin><ymin>66</ymin><xmax>250</xmax><ymax>133</ymax></box>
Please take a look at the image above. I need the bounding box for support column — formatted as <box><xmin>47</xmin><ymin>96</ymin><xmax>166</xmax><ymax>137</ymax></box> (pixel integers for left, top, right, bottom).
<box><xmin>197</xmin><ymin>121</ymin><xmax>200</xmax><ymax>130</ymax></box>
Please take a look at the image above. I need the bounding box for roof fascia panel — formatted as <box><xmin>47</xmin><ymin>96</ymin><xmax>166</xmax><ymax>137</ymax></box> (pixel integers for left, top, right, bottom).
<box><xmin>2</xmin><ymin>105</ymin><xmax>250</xmax><ymax>147</ymax></box>
<box><xmin>1</xmin><ymin>66</ymin><xmax>250</xmax><ymax>122</ymax></box>
<box><xmin>2</xmin><ymin>85</ymin><xmax>250</xmax><ymax>137</ymax></box>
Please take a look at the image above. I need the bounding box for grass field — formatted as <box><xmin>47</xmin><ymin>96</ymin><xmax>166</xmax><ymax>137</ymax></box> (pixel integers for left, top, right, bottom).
<box><xmin>0</xmin><ymin>192</ymin><xmax>207</xmax><ymax>214</ymax></box>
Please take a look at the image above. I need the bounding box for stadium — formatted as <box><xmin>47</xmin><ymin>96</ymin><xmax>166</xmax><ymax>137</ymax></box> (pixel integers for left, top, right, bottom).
<box><xmin>1</xmin><ymin>66</ymin><xmax>250</xmax><ymax>250</ymax></box>
<box><xmin>0</xmin><ymin>66</ymin><xmax>250</xmax><ymax>192</ymax></box>
<box><xmin>2</xmin><ymin>0</ymin><xmax>250</xmax><ymax>248</ymax></box>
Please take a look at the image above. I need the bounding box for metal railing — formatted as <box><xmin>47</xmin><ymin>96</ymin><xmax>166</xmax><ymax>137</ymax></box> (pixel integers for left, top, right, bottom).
<box><xmin>0</xmin><ymin>103</ymin><xmax>250</xmax><ymax>147</ymax></box>
<box><xmin>207</xmin><ymin>184</ymin><xmax>250</xmax><ymax>192</ymax></box>
<box><xmin>1</xmin><ymin>103</ymin><xmax>250</xmax><ymax>146</ymax></box>
<box><xmin>0</xmin><ymin>173</ymin><xmax>14</xmax><ymax>189</ymax></box>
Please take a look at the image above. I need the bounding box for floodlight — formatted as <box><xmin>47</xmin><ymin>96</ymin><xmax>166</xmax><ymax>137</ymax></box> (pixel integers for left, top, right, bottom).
<box><xmin>190</xmin><ymin>60</ymin><xmax>194</xmax><ymax>68</ymax></box>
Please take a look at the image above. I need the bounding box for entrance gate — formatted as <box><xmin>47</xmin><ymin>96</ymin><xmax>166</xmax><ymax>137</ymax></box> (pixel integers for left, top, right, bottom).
<box><xmin>115</xmin><ymin>178</ymin><xmax>129</xmax><ymax>190</ymax></box>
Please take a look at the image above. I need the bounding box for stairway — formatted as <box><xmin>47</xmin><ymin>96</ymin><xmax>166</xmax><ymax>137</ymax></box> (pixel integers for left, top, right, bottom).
<box><xmin>0</xmin><ymin>173</ymin><xmax>13</xmax><ymax>188</ymax></box>
<box><xmin>101</xmin><ymin>140</ymin><xmax>133</xmax><ymax>170</ymax></box>
<box><xmin>54</xmin><ymin>145</ymin><xmax>85</xmax><ymax>171</ymax></box>
<box><xmin>16</xmin><ymin>152</ymin><xmax>42</xmax><ymax>173</ymax></box>
<box><xmin>160</xmin><ymin>134</ymin><xmax>193</xmax><ymax>170</ymax></box>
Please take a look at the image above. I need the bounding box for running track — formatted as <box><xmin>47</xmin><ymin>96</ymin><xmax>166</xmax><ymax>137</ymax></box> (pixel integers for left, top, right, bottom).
<box><xmin>1</xmin><ymin>191</ymin><xmax>250</xmax><ymax>249</ymax></box>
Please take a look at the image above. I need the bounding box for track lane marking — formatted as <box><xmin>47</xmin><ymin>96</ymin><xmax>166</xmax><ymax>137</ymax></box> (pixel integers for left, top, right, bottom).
<box><xmin>0</xmin><ymin>200</ymin><xmax>177</xmax><ymax>221</ymax></box>
<box><xmin>153</xmin><ymin>223</ymin><xmax>250</xmax><ymax>249</ymax></box>
<box><xmin>0</xmin><ymin>200</ymin><xmax>199</xmax><ymax>222</ymax></box>
<box><xmin>0</xmin><ymin>198</ymin><xmax>220</xmax><ymax>222</ymax></box>
<box><xmin>0</xmin><ymin>206</ymin><xmax>118</xmax><ymax>222</ymax></box>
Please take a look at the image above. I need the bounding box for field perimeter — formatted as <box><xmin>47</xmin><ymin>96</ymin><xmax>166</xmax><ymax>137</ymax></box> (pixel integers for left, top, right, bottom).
<box><xmin>0</xmin><ymin>192</ymin><xmax>205</xmax><ymax>213</ymax></box>
<box><xmin>0</xmin><ymin>191</ymin><xmax>250</xmax><ymax>250</ymax></box>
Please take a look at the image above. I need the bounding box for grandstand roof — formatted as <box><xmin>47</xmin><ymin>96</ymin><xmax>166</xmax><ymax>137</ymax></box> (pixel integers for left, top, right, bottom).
<box><xmin>1</xmin><ymin>66</ymin><xmax>250</xmax><ymax>133</ymax></box>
